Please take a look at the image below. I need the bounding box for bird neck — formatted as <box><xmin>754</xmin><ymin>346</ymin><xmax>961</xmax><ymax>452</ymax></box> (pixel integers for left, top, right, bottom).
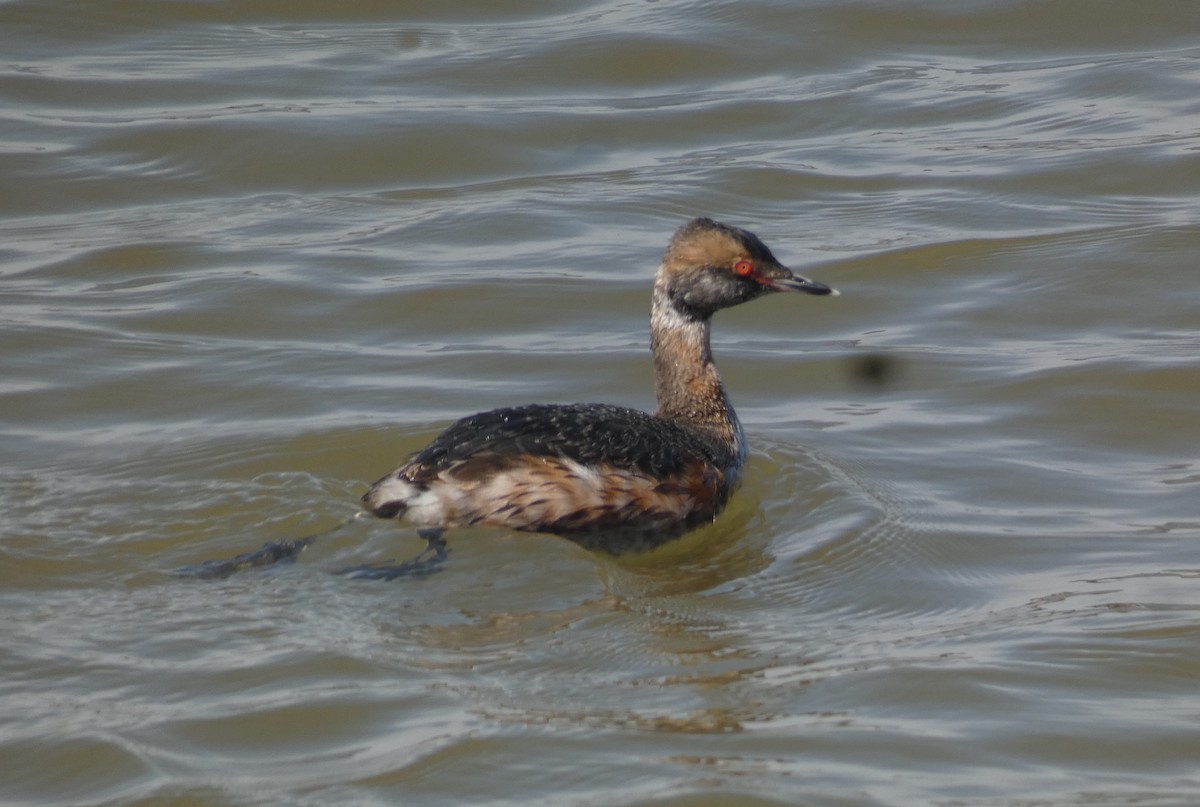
<box><xmin>649</xmin><ymin>281</ymin><xmax>745</xmax><ymax>460</ymax></box>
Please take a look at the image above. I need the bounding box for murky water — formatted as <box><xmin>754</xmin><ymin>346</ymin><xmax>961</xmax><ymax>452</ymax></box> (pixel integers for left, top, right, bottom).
<box><xmin>3</xmin><ymin>1</ymin><xmax>1199</xmax><ymax>805</ymax></box>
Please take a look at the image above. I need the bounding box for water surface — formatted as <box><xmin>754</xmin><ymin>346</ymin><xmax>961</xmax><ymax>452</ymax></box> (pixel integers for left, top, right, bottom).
<box><xmin>2</xmin><ymin>1</ymin><xmax>1199</xmax><ymax>805</ymax></box>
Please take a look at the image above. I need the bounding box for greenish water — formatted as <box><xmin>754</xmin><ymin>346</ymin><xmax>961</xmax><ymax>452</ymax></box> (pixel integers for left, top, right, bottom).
<box><xmin>2</xmin><ymin>1</ymin><xmax>1199</xmax><ymax>805</ymax></box>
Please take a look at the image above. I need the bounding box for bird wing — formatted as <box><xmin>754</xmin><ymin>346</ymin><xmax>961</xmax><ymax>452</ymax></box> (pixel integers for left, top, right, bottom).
<box><xmin>403</xmin><ymin>403</ymin><xmax>725</xmax><ymax>481</ymax></box>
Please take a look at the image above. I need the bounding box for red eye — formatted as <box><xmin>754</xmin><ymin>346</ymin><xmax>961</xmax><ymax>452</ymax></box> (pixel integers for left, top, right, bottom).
<box><xmin>733</xmin><ymin>259</ymin><xmax>754</xmax><ymax>277</ymax></box>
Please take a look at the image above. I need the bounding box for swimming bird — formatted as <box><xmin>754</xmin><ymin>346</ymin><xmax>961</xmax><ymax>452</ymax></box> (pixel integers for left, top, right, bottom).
<box><xmin>348</xmin><ymin>217</ymin><xmax>836</xmax><ymax>575</ymax></box>
<box><xmin>182</xmin><ymin>217</ymin><xmax>835</xmax><ymax>581</ymax></box>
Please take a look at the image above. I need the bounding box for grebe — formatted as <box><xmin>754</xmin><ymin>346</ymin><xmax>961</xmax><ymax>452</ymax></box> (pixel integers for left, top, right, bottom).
<box><xmin>353</xmin><ymin>217</ymin><xmax>835</xmax><ymax>570</ymax></box>
<box><xmin>183</xmin><ymin>218</ymin><xmax>835</xmax><ymax>580</ymax></box>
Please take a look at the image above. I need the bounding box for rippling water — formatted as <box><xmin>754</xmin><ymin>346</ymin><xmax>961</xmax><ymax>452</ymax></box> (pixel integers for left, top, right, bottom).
<box><xmin>3</xmin><ymin>1</ymin><xmax>1199</xmax><ymax>805</ymax></box>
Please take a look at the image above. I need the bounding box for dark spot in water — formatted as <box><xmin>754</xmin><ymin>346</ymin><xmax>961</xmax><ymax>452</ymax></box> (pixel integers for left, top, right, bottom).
<box><xmin>850</xmin><ymin>352</ymin><xmax>902</xmax><ymax>390</ymax></box>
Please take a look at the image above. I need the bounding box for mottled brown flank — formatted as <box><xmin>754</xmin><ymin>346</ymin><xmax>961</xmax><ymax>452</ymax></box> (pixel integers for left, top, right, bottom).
<box><xmin>410</xmin><ymin>452</ymin><xmax>731</xmax><ymax>554</ymax></box>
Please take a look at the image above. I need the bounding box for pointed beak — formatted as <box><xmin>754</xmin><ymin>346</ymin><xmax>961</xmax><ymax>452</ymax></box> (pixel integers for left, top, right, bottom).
<box><xmin>765</xmin><ymin>269</ymin><xmax>839</xmax><ymax>296</ymax></box>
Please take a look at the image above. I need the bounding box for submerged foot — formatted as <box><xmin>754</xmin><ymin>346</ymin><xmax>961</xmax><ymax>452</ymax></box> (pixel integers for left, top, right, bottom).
<box><xmin>174</xmin><ymin>516</ymin><xmax>362</xmax><ymax>580</ymax></box>
<box><xmin>175</xmin><ymin>537</ymin><xmax>312</xmax><ymax>580</ymax></box>
<box><xmin>336</xmin><ymin>531</ymin><xmax>449</xmax><ymax>581</ymax></box>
